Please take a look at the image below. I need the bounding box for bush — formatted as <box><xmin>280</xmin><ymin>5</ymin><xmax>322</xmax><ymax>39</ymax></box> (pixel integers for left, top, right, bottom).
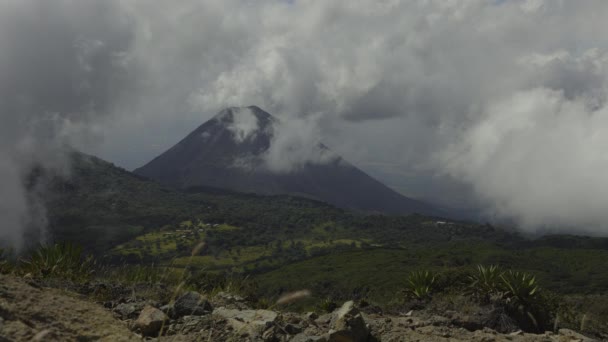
<box><xmin>500</xmin><ymin>270</ymin><xmax>554</xmax><ymax>332</ymax></box>
<box><xmin>405</xmin><ymin>270</ymin><xmax>436</xmax><ymax>299</ymax></box>
<box><xmin>317</xmin><ymin>297</ymin><xmax>338</xmax><ymax>313</ymax></box>
<box><xmin>20</xmin><ymin>243</ymin><xmax>95</xmax><ymax>281</ymax></box>
<box><xmin>468</xmin><ymin>265</ymin><xmax>503</xmax><ymax>302</ymax></box>
<box><xmin>468</xmin><ymin>265</ymin><xmax>556</xmax><ymax>333</ymax></box>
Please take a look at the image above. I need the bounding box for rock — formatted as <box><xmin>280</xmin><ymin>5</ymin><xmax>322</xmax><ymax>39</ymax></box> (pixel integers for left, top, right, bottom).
<box><xmin>213</xmin><ymin>308</ymin><xmax>278</xmax><ymax>337</ymax></box>
<box><xmin>173</xmin><ymin>291</ymin><xmax>213</xmax><ymax>317</ymax></box>
<box><xmin>211</xmin><ymin>291</ymin><xmax>250</xmax><ymax>310</ymax></box>
<box><xmin>558</xmin><ymin>328</ymin><xmax>595</xmax><ymax>341</ymax></box>
<box><xmin>132</xmin><ymin>305</ymin><xmax>168</xmax><ymax>337</ymax></box>
<box><xmin>328</xmin><ymin>301</ymin><xmax>369</xmax><ymax>342</ymax></box>
<box><xmin>113</xmin><ymin>302</ymin><xmax>144</xmax><ymax>320</ymax></box>
<box><xmin>305</xmin><ymin>312</ymin><xmax>319</xmax><ymax>320</ymax></box>
<box><xmin>291</xmin><ymin>334</ymin><xmax>329</xmax><ymax>342</ymax></box>
<box><xmin>315</xmin><ymin>313</ymin><xmax>333</xmax><ymax>325</ymax></box>
<box><xmin>160</xmin><ymin>303</ymin><xmax>174</xmax><ymax>315</ymax></box>
<box><xmin>168</xmin><ymin>315</ymin><xmax>213</xmax><ymax>334</ymax></box>
<box><xmin>285</xmin><ymin>323</ymin><xmax>303</xmax><ymax>335</ymax></box>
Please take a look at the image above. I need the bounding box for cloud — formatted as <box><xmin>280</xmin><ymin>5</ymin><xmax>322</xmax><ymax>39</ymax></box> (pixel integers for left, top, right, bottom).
<box><xmin>263</xmin><ymin>114</ymin><xmax>338</xmax><ymax>173</ymax></box>
<box><xmin>0</xmin><ymin>0</ymin><xmax>132</xmax><ymax>249</ymax></box>
<box><xmin>3</xmin><ymin>0</ymin><xmax>608</xmax><ymax>239</ymax></box>
<box><xmin>223</xmin><ymin>107</ymin><xmax>261</xmax><ymax>143</ymax></box>
<box><xmin>440</xmin><ymin>87</ymin><xmax>608</xmax><ymax>231</ymax></box>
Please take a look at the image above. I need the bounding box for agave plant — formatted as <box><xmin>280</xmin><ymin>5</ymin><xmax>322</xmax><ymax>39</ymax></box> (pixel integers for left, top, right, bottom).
<box><xmin>468</xmin><ymin>264</ymin><xmax>504</xmax><ymax>302</ymax></box>
<box><xmin>405</xmin><ymin>270</ymin><xmax>436</xmax><ymax>299</ymax></box>
<box><xmin>500</xmin><ymin>270</ymin><xmax>548</xmax><ymax>331</ymax></box>
<box><xmin>20</xmin><ymin>243</ymin><xmax>95</xmax><ymax>281</ymax></box>
<box><xmin>500</xmin><ymin>270</ymin><xmax>539</xmax><ymax>303</ymax></box>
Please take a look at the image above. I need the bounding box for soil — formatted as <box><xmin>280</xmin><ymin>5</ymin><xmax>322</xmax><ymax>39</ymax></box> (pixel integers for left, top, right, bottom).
<box><xmin>0</xmin><ymin>274</ymin><xmax>137</xmax><ymax>341</ymax></box>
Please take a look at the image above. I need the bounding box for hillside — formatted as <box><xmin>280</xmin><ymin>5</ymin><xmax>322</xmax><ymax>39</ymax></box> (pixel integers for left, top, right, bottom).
<box><xmin>40</xmin><ymin>152</ymin><xmax>608</xmax><ymax>299</ymax></box>
<box><xmin>134</xmin><ymin>106</ymin><xmax>440</xmax><ymax>216</ymax></box>
<box><xmin>7</xmin><ymin>151</ymin><xmax>607</xmax><ymax>339</ymax></box>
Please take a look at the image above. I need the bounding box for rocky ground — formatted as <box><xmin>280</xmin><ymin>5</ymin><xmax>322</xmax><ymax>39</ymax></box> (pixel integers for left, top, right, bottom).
<box><xmin>0</xmin><ymin>274</ymin><xmax>602</xmax><ymax>341</ymax></box>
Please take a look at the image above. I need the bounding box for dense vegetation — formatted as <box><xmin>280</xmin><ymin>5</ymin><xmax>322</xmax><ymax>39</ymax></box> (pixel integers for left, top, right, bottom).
<box><xmin>13</xmin><ymin>151</ymin><xmax>606</xmax><ymax>337</ymax></box>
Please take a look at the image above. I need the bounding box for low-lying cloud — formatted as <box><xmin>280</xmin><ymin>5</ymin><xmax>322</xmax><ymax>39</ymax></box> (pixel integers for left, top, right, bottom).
<box><xmin>0</xmin><ymin>0</ymin><xmax>133</xmax><ymax>249</ymax></box>
<box><xmin>263</xmin><ymin>115</ymin><xmax>338</xmax><ymax>173</ymax></box>
<box><xmin>2</xmin><ymin>0</ymin><xmax>608</xmax><ymax>243</ymax></box>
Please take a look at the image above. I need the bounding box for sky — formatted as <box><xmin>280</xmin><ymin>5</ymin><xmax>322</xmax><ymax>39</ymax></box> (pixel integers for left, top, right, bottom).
<box><xmin>2</xmin><ymin>0</ymin><xmax>608</xmax><ymax>247</ymax></box>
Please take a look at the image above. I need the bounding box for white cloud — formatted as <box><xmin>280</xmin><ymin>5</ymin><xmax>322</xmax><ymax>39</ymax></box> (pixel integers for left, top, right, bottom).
<box><xmin>4</xmin><ymin>0</ymin><xmax>608</xmax><ymax>239</ymax></box>
<box><xmin>263</xmin><ymin>115</ymin><xmax>338</xmax><ymax>173</ymax></box>
<box><xmin>223</xmin><ymin>107</ymin><xmax>260</xmax><ymax>143</ymax></box>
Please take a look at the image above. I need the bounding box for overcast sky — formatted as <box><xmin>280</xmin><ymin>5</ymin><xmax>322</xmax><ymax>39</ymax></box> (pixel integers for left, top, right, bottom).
<box><xmin>2</xmin><ymin>0</ymin><xmax>608</xmax><ymax>246</ymax></box>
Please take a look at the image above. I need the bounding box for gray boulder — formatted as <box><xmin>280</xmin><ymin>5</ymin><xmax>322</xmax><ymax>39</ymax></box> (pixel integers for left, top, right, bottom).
<box><xmin>173</xmin><ymin>291</ymin><xmax>213</xmax><ymax>317</ymax></box>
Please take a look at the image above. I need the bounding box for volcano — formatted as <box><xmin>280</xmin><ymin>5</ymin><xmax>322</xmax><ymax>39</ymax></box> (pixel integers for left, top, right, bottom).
<box><xmin>134</xmin><ymin>106</ymin><xmax>440</xmax><ymax>216</ymax></box>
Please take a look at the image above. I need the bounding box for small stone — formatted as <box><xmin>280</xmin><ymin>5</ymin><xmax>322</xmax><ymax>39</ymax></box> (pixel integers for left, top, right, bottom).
<box><xmin>305</xmin><ymin>312</ymin><xmax>319</xmax><ymax>320</ymax></box>
<box><xmin>213</xmin><ymin>308</ymin><xmax>278</xmax><ymax>338</ymax></box>
<box><xmin>291</xmin><ymin>334</ymin><xmax>328</xmax><ymax>342</ymax></box>
<box><xmin>133</xmin><ymin>305</ymin><xmax>169</xmax><ymax>337</ymax></box>
<box><xmin>32</xmin><ymin>329</ymin><xmax>54</xmax><ymax>341</ymax></box>
<box><xmin>285</xmin><ymin>323</ymin><xmax>303</xmax><ymax>335</ymax></box>
<box><xmin>558</xmin><ymin>328</ymin><xmax>595</xmax><ymax>341</ymax></box>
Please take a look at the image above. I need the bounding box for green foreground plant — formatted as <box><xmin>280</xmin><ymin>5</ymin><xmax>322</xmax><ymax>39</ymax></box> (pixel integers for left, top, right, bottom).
<box><xmin>404</xmin><ymin>270</ymin><xmax>436</xmax><ymax>299</ymax></box>
<box><xmin>466</xmin><ymin>264</ymin><xmax>555</xmax><ymax>332</ymax></box>
<box><xmin>20</xmin><ymin>243</ymin><xmax>95</xmax><ymax>281</ymax></box>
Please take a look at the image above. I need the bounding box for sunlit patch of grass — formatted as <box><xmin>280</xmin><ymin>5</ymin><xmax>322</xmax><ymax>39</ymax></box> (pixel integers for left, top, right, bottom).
<box><xmin>213</xmin><ymin>224</ymin><xmax>240</xmax><ymax>231</ymax></box>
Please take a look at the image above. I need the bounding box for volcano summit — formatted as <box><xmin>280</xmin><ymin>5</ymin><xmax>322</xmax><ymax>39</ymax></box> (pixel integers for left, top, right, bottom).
<box><xmin>135</xmin><ymin>106</ymin><xmax>439</xmax><ymax>216</ymax></box>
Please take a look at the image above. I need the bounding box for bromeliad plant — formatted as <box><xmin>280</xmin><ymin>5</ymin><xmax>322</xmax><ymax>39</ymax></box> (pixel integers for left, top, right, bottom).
<box><xmin>405</xmin><ymin>270</ymin><xmax>437</xmax><ymax>299</ymax></box>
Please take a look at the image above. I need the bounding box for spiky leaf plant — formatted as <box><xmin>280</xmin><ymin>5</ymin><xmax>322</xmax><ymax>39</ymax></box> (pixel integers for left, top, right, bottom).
<box><xmin>469</xmin><ymin>264</ymin><xmax>504</xmax><ymax>302</ymax></box>
<box><xmin>405</xmin><ymin>270</ymin><xmax>437</xmax><ymax>299</ymax></box>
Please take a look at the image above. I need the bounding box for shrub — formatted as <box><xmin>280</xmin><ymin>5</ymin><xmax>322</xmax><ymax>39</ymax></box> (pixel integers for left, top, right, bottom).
<box><xmin>405</xmin><ymin>270</ymin><xmax>436</xmax><ymax>299</ymax></box>
<box><xmin>469</xmin><ymin>265</ymin><xmax>503</xmax><ymax>302</ymax></box>
<box><xmin>20</xmin><ymin>243</ymin><xmax>95</xmax><ymax>281</ymax></box>
<box><xmin>468</xmin><ymin>265</ymin><xmax>556</xmax><ymax>333</ymax></box>
<box><xmin>317</xmin><ymin>297</ymin><xmax>338</xmax><ymax>313</ymax></box>
<box><xmin>500</xmin><ymin>270</ymin><xmax>554</xmax><ymax>332</ymax></box>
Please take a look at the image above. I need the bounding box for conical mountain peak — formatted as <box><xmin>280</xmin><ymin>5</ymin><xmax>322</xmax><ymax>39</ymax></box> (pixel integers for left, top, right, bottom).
<box><xmin>134</xmin><ymin>107</ymin><xmax>440</xmax><ymax>216</ymax></box>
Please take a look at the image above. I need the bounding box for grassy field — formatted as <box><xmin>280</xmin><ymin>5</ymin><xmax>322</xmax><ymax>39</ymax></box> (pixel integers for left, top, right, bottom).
<box><xmin>254</xmin><ymin>244</ymin><xmax>608</xmax><ymax>303</ymax></box>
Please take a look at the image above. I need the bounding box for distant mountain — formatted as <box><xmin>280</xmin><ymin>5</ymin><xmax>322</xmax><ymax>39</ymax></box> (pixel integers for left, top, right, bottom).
<box><xmin>134</xmin><ymin>106</ymin><xmax>441</xmax><ymax>216</ymax></box>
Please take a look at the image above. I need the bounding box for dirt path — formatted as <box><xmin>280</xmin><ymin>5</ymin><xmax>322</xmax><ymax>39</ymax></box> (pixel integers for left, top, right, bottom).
<box><xmin>0</xmin><ymin>274</ymin><xmax>139</xmax><ymax>342</ymax></box>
